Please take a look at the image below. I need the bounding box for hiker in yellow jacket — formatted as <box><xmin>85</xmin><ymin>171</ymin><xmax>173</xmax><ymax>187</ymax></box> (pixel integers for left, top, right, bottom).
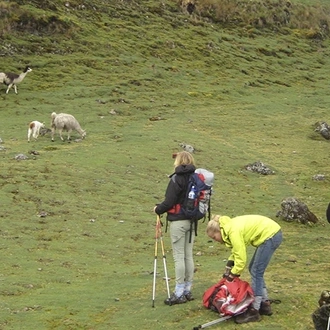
<box><xmin>206</xmin><ymin>214</ymin><xmax>282</xmax><ymax>324</ymax></box>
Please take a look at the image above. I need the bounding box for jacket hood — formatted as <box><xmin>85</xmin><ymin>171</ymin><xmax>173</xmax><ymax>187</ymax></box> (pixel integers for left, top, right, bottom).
<box><xmin>219</xmin><ymin>215</ymin><xmax>232</xmax><ymax>245</ymax></box>
<box><xmin>219</xmin><ymin>215</ymin><xmax>231</xmax><ymax>227</ymax></box>
<box><xmin>174</xmin><ymin>164</ymin><xmax>196</xmax><ymax>175</ymax></box>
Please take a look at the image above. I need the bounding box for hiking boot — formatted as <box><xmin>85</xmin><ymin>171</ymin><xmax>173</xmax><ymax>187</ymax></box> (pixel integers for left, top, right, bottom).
<box><xmin>164</xmin><ymin>293</ymin><xmax>187</xmax><ymax>306</ymax></box>
<box><xmin>260</xmin><ymin>300</ymin><xmax>273</xmax><ymax>316</ymax></box>
<box><xmin>185</xmin><ymin>292</ymin><xmax>195</xmax><ymax>301</ymax></box>
<box><xmin>235</xmin><ymin>306</ymin><xmax>261</xmax><ymax>324</ymax></box>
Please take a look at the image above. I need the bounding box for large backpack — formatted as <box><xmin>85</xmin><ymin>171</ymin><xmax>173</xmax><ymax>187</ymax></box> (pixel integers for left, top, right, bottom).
<box><xmin>203</xmin><ymin>277</ymin><xmax>254</xmax><ymax>316</ymax></box>
<box><xmin>168</xmin><ymin>168</ymin><xmax>214</xmax><ymax>241</ymax></box>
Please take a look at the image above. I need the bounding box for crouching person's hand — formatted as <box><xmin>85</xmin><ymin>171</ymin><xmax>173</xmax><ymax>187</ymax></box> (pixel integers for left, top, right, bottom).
<box><xmin>224</xmin><ymin>273</ymin><xmax>240</xmax><ymax>282</ymax></box>
<box><xmin>222</xmin><ymin>260</ymin><xmax>235</xmax><ymax>278</ymax></box>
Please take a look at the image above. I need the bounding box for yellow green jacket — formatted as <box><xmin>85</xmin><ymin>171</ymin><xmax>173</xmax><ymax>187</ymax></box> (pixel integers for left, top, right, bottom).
<box><xmin>219</xmin><ymin>215</ymin><xmax>281</xmax><ymax>275</ymax></box>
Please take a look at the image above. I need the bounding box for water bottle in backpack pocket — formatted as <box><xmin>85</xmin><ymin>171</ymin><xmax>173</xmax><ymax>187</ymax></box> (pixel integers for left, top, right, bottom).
<box><xmin>186</xmin><ymin>185</ymin><xmax>197</xmax><ymax>212</ymax></box>
<box><xmin>182</xmin><ymin>170</ymin><xmax>214</xmax><ymax>220</ymax></box>
<box><xmin>168</xmin><ymin>168</ymin><xmax>214</xmax><ymax>221</ymax></box>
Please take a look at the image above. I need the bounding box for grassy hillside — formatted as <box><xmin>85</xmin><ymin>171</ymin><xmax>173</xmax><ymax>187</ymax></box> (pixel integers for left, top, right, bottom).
<box><xmin>1</xmin><ymin>0</ymin><xmax>330</xmax><ymax>329</ymax></box>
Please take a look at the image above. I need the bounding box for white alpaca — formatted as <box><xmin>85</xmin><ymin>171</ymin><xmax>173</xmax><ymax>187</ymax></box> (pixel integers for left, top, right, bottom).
<box><xmin>51</xmin><ymin>112</ymin><xmax>86</xmax><ymax>142</ymax></box>
<box><xmin>28</xmin><ymin>121</ymin><xmax>45</xmax><ymax>142</ymax></box>
<box><xmin>1</xmin><ymin>66</ymin><xmax>32</xmax><ymax>94</ymax></box>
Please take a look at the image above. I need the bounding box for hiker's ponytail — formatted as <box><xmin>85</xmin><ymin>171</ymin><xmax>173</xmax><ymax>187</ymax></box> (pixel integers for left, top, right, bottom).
<box><xmin>206</xmin><ymin>215</ymin><xmax>221</xmax><ymax>236</ymax></box>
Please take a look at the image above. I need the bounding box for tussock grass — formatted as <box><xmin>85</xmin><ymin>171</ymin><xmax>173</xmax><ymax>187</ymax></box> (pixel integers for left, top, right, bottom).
<box><xmin>0</xmin><ymin>0</ymin><xmax>330</xmax><ymax>329</ymax></box>
<box><xmin>184</xmin><ymin>0</ymin><xmax>330</xmax><ymax>39</ymax></box>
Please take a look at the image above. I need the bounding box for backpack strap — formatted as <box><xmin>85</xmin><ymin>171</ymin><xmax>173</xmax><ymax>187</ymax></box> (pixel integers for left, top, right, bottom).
<box><xmin>189</xmin><ymin>220</ymin><xmax>193</xmax><ymax>243</ymax></box>
<box><xmin>188</xmin><ymin>218</ymin><xmax>198</xmax><ymax>243</ymax></box>
<box><xmin>208</xmin><ymin>187</ymin><xmax>212</xmax><ymax>221</ymax></box>
<box><xmin>168</xmin><ymin>172</ymin><xmax>176</xmax><ymax>179</ymax></box>
<box><xmin>165</xmin><ymin>219</ymin><xmax>168</xmax><ymax>233</ymax></box>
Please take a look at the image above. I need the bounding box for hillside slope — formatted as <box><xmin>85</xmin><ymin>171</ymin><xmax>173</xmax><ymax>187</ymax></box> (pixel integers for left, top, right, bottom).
<box><xmin>1</xmin><ymin>0</ymin><xmax>330</xmax><ymax>103</ymax></box>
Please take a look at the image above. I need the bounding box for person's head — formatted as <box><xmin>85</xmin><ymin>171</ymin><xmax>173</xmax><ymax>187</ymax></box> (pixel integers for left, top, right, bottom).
<box><xmin>173</xmin><ymin>151</ymin><xmax>195</xmax><ymax>168</ymax></box>
<box><xmin>206</xmin><ymin>215</ymin><xmax>223</xmax><ymax>242</ymax></box>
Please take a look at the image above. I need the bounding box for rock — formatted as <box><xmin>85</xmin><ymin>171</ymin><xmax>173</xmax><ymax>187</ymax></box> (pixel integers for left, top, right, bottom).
<box><xmin>96</xmin><ymin>99</ymin><xmax>106</xmax><ymax>104</ymax></box>
<box><xmin>179</xmin><ymin>143</ymin><xmax>194</xmax><ymax>153</ymax></box>
<box><xmin>314</xmin><ymin>121</ymin><xmax>330</xmax><ymax>140</ymax></box>
<box><xmin>276</xmin><ymin>197</ymin><xmax>318</xmax><ymax>224</ymax></box>
<box><xmin>149</xmin><ymin>116</ymin><xmax>164</xmax><ymax>121</ymax></box>
<box><xmin>14</xmin><ymin>154</ymin><xmax>28</xmax><ymax>160</ymax></box>
<box><xmin>312</xmin><ymin>174</ymin><xmax>325</xmax><ymax>181</ymax></box>
<box><xmin>39</xmin><ymin>127</ymin><xmax>51</xmax><ymax>136</ymax></box>
<box><xmin>29</xmin><ymin>150</ymin><xmax>40</xmax><ymax>155</ymax></box>
<box><xmin>245</xmin><ymin>161</ymin><xmax>275</xmax><ymax>175</ymax></box>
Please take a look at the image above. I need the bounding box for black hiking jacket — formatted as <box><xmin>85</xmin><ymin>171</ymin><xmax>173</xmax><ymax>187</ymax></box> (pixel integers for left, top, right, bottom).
<box><xmin>155</xmin><ymin>164</ymin><xmax>196</xmax><ymax>221</ymax></box>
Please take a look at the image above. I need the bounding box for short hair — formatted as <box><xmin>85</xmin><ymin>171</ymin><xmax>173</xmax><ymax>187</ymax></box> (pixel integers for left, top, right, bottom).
<box><xmin>174</xmin><ymin>151</ymin><xmax>195</xmax><ymax>167</ymax></box>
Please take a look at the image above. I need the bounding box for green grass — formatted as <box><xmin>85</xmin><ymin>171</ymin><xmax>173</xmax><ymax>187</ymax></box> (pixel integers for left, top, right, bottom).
<box><xmin>1</xmin><ymin>0</ymin><xmax>330</xmax><ymax>329</ymax></box>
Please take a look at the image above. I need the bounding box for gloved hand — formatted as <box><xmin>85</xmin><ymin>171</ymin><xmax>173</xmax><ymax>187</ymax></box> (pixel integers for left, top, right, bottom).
<box><xmin>226</xmin><ymin>260</ymin><xmax>235</xmax><ymax>268</ymax></box>
<box><xmin>224</xmin><ymin>273</ymin><xmax>239</xmax><ymax>282</ymax></box>
<box><xmin>222</xmin><ymin>260</ymin><xmax>235</xmax><ymax>278</ymax></box>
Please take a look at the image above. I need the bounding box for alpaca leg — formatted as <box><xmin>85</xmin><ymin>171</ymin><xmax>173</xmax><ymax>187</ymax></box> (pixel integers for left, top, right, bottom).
<box><xmin>35</xmin><ymin>127</ymin><xmax>40</xmax><ymax>139</ymax></box>
<box><xmin>67</xmin><ymin>129</ymin><xmax>72</xmax><ymax>140</ymax></box>
<box><xmin>59</xmin><ymin>129</ymin><xmax>64</xmax><ymax>141</ymax></box>
<box><xmin>6</xmin><ymin>84</ymin><xmax>12</xmax><ymax>94</ymax></box>
<box><xmin>51</xmin><ymin>128</ymin><xmax>56</xmax><ymax>141</ymax></box>
<box><xmin>13</xmin><ymin>85</ymin><xmax>17</xmax><ymax>94</ymax></box>
<box><xmin>28</xmin><ymin>128</ymin><xmax>32</xmax><ymax>142</ymax></box>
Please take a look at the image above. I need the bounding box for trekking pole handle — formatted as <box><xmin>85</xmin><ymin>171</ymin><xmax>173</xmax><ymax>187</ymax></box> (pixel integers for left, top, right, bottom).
<box><xmin>155</xmin><ymin>215</ymin><xmax>162</xmax><ymax>239</ymax></box>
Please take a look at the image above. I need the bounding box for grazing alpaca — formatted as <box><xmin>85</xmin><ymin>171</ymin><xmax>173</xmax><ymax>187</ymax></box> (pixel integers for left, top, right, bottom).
<box><xmin>28</xmin><ymin>121</ymin><xmax>45</xmax><ymax>142</ymax></box>
<box><xmin>51</xmin><ymin>112</ymin><xmax>86</xmax><ymax>142</ymax></box>
<box><xmin>1</xmin><ymin>66</ymin><xmax>32</xmax><ymax>94</ymax></box>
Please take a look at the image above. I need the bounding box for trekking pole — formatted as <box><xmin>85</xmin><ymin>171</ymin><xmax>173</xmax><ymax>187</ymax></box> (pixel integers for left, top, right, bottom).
<box><xmin>158</xmin><ymin>215</ymin><xmax>170</xmax><ymax>299</ymax></box>
<box><xmin>152</xmin><ymin>215</ymin><xmax>170</xmax><ymax>307</ymax></box>
<box><xmin>327</xmin><ymin>314</ymin><xmax>330</xmax><ymax>330</ymax></box>
<box><xmin>152</xmin><ymin>220</ymin><xmax>159</xmax><ymax>308</ymax></box>
<box><xmin>192</xmin><ymin>315</ymin><xmax>232</xmax><ymax>329</ymax></box>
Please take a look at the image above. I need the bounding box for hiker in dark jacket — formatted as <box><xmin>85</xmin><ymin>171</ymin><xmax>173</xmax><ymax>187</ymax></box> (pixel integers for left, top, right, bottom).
<box><xmin>154</xmin><ymin>151</ymin><xmax>196</xmax><ymax>305</ymax></box>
